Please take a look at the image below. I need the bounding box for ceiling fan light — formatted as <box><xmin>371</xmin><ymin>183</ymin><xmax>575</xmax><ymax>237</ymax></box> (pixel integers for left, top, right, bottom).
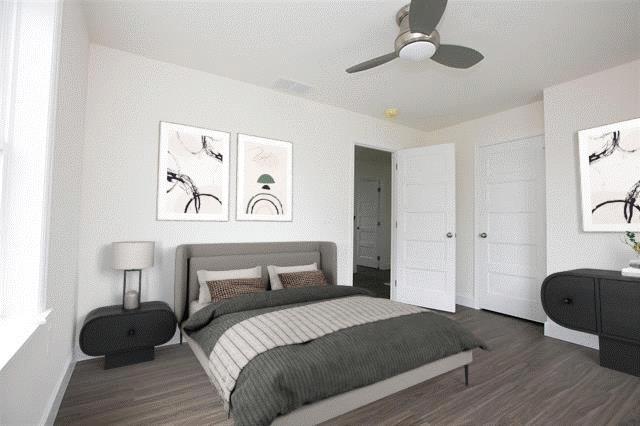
<box><xmin>399</xmin><ymin>41</ymin><xmax>437</xmax><ymax>61</ymax></box>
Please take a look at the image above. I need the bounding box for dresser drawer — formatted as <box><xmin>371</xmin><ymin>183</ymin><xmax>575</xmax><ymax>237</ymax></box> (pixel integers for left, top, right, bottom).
<box><xmin>80</xmin><ymin>307</ymin><xmax>176</xmax><ymax>356</ymax></box>
<box><xmin>600</xmin><ymin>279</ymin><xmax>640</xmax><ymax>341</ymax></box>
<box><xmin>541</xmin><ymin>274</ymin><xmax>597</xmax><ymax>333</ymax></box>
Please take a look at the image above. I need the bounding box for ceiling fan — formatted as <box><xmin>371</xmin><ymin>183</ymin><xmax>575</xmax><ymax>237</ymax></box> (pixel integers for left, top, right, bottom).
<box><xmin>346</xmin><ymin>0</ymin><xmax>484</xmax><ymax>73</ymax></box>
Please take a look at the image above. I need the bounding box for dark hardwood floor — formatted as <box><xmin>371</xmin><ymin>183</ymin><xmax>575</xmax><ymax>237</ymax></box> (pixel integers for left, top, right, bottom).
<box><xmin>56</xmin><ymin>307</ymin><xmax>640</xmax><ymax>425</ymax></box>
<box><xmin>353</xmin><ymin>265</ymin><xmax>390</xmax><ymax>298</ymax></box>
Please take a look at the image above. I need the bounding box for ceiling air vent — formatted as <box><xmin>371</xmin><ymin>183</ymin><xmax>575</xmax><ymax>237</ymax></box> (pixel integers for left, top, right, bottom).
<box><xmin>272</xmin><ymin>78</ymin><xmax>312</xmax><ymax>96</ymax></box>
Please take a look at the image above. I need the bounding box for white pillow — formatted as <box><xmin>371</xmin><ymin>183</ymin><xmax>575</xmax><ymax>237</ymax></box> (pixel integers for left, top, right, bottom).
<box><xmin>197</xmin><ymin>266</ymin><xmax>262</xmax><ymax>303</ymax></box>
<box><xmin>189</xmin><ymin>300</ymin><xmax>209</xmax><ymax>317</ymax></box>
<box><xmin>268</xmin><ymin>263</ymin><xmax>318</xmax><ymax>290</ymax></box>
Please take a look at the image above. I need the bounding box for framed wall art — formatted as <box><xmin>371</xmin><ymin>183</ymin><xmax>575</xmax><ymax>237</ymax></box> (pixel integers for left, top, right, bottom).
<box><xmin>157</xmin><ymin>122</ymin><xmax>230</xmax><ymax>221</ymax></box>
<box><xmin>236</xmin><ymin>134</ymin><xmax>292</xmax><ymax>221</ymax></box>
<box><xmin>578</xmin><ymin>117</ymin><xmax>640</xmax><ymax>231</ymax></box>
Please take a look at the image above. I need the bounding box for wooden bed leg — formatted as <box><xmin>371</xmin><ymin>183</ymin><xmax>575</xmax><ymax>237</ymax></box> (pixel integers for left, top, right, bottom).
<box><xmin>180</xmin><ymin>330</ymin><xmax>183</xmax><ymax>345</ymax></box>
<box><xmin>464</xmin><ymin>365</ymin><xmax>469</xmax><ymax>386</ymax></box>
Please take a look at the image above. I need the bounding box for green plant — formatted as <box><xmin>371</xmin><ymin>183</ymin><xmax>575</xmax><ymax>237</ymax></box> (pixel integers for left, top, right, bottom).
<box><xmin>623</xmin><ymin>231</ymin><xmax>640</xmax><ymax>256</ymax></box>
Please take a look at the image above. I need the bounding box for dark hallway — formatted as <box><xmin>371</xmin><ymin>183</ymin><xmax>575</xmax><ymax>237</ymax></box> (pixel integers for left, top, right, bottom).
<box><xmin>353</xmin><ymin>266</ymin><xmax>390</xmax><ymax>299</ymax></box>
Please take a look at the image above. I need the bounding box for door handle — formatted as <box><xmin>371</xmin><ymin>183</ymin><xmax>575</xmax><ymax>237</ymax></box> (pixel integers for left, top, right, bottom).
<box><xmin>446</xmin><ymin>232</ymin><xmax>454</xmax><ymax>238</ymax></box>
<box><xmin>479</xmin><ymin>233</ymin><xmax>487</xmax><ymax>238</ymax></box>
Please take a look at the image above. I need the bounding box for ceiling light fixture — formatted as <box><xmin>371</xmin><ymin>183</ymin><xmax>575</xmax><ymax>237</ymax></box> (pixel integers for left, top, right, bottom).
<box><xmin>384</xmin><ymin>108</ymin><xmax>399</xmax><ymax>119</ymax></box>
<box><xmin>399</xmin><ymin>40</ymin><xmax>437</xmax><ymax>61</ymax></box>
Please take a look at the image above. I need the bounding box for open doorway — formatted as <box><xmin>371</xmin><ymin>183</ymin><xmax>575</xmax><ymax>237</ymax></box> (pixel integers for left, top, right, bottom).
<box><xmin>353</xmin><ymin>145</ymin><xmax>392</xmax><ymax>299</ymax></box>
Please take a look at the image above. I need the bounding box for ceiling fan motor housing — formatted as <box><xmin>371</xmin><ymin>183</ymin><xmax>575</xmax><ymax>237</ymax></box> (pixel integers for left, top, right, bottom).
<box><xmin>394</xmin><ymin>5</ymin><xmax>440</xmax><ymax>57</ymax></box>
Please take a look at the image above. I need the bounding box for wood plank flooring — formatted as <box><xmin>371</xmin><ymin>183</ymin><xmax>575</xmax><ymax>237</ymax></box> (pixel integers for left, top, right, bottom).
<box><xmin>55</xmin><ymin>307</ymin><xmax>640</xmax><ymax>425</ymax></box>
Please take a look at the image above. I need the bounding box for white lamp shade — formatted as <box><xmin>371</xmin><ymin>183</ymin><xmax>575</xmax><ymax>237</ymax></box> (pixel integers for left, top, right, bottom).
<box><xmin>112</xmin><ymin>241</ymin><xmax>155</xmax><ymax>270</ymax></box>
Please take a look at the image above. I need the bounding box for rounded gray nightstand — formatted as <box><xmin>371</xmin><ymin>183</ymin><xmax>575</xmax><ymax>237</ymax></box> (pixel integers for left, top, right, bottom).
<box><xmin>80</xmin><ymin>301</ymin><xmax>177</xmax><ymax>369</ymax></box>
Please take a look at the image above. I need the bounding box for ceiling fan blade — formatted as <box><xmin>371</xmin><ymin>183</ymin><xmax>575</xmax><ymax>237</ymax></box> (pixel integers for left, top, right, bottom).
<box><xmin>346</xmin><ymin>52</ymin><xmax>398</xmax><ymax>74</ymax></box>
<box><xmin>431</xmin><ymin>44</ymin><xmax>484</xmax><ymax>69</ymax></box>
<box><xmin>409</xmin><ymin>0</ymin><xmax>448</xmax><ymax>34</ymax></box>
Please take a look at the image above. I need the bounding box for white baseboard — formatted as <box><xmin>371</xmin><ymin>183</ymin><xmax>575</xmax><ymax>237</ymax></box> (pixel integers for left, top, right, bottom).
<box><xmin>544</xmin><ymin>319</ymin><xmax>599</xmax><ymax>350</ymax></box>
<box><xmin>456</xmin><ymin>294</ymin><xmax>476</xmax><ymax>309</ymax></box>
<box><xmin>42</xmin><ymin>355</ymin><xmax>75</xmax><ymax>426</ymax></box>
<box><xmin>165</xmin><ymin>333</ymin><xmax>181</xmax><ymax>347</ymax></box>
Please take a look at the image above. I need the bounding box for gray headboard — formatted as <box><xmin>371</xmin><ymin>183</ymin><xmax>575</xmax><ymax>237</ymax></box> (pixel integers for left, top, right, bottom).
<box><xmin>174</xmin><ymin>241</ymin><xmax>337</xmax><ymax>323</ymax></box>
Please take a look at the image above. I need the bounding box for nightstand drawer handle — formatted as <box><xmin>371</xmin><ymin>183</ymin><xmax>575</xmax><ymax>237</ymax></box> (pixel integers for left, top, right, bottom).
<box><xmin>128</xmin><ymin>329</ymin><xmax>136</xmax><ymax>336</ymax></box>
<box><xmin>563</xmin><ymin>298</ymin><xmax>572</xmax><ymax>305</ymax></box>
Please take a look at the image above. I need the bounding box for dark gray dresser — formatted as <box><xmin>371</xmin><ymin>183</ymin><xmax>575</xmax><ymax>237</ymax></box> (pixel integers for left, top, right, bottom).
<box><xmin>541</xmin><ymin>269</ymin><xmax>640</xmax><ymax>376</ymax></box>
<box><xmin>80</xmin><ymin>301</ymin><xmax>177</xmax><ymax>369</ymax></box>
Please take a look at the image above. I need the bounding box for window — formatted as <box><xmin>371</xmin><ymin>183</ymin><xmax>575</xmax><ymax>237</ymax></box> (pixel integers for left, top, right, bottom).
<box><xmin>0</xmin><ymin>0</ymin><xmax>17</xmax><ymax>320</ymax></box>
<box><xmin>0</xmin><ymin>0</ymin><xmax>60</xmax><ymax>369</ymax></box>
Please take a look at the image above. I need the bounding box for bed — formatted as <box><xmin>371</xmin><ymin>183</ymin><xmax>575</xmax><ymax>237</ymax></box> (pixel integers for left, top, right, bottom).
<box><xmin>174</xmin><ymin>242</ymin><xmax>483</xmax><ymax>426</ymax></box>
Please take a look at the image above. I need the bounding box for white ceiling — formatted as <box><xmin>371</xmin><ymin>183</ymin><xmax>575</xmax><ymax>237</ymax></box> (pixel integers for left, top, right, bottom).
<box><xmin>83</xmin><ymin>0</ymin><xmax>640</xmax><ymax>132</ymax></box>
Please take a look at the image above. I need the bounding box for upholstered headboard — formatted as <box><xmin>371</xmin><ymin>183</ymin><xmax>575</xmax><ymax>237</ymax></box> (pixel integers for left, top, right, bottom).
<box><xmin>174</xmin><ymin>241</ymin><xmax>337</xmax><ymax>323</ymax></box>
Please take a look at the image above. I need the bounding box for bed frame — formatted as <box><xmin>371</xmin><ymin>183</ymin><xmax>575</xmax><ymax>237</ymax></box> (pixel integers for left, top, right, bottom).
<box><xmin>174</xmin><ymin>242</ymin><xmax>472</xmax><ymax>425</ymax></box>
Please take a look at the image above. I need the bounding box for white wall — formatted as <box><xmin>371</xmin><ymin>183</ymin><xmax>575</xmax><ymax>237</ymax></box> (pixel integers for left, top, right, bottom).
<box><xmin>0</xmin><ymin>2</ymin><xmax>89</xmax><ymax>424</ymax></box>
<box><xmin>421</xmin><ymin>102</ymin><xmax>545</xmax><ymax>306</ymax></box>
<box><xmin>354</xmin><ymin>147</ymin><xmax>392</xmax><ymax>270</ymax></box>
<box><xmin>544</xmin><ymin>59</ymin><xmax>640</xmax><ymax>348</ymax></box>
<box><xmin>76</xmin><ymin>45</ymin><xmax>428</xmax><ymax>347</ymax></box>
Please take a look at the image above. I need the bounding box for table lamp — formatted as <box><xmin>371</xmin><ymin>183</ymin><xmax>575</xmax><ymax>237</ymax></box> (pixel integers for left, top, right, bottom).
<box><xmin>112</xmin><ymin>241</ymin><xmax>154</xmax><ymax>309</ymax></box>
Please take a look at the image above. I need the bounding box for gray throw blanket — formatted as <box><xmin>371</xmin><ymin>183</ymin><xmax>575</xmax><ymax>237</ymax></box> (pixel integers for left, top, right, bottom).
<box><xmin>184</xmin><ymin>286</ymin><xmax>485</xmax><ymax>426</ymax></box>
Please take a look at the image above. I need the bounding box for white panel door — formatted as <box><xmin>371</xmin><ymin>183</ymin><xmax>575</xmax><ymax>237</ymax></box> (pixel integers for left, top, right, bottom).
<box><xmin>356</xmin><ymin>177</ymin><xmax>381</xmax><ymax>268</ymax></box>
<box><xmin>394</xmin><ymin>144</ymin><xmax>456</xmax><ymax>312</ymax></box>
<box><xmin>476</xmin><ymin>135</ymin><xmax>546</xmax><ymax>322</ymax></box>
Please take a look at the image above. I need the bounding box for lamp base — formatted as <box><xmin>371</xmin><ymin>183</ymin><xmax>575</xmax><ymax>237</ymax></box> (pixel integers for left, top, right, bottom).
<box><xmin>122</xmin><ymin>269</ymin><xmax>143</xmax><ymax>308</ymax></box>
<box><xmin>123</xmin><ymin>290</ymin><xmax>140</xmax><ymax>310</ymax></box>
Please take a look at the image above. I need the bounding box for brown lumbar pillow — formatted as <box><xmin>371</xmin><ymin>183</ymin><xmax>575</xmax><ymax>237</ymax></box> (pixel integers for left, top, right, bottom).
<box><xmin>206</xmin><ymin>278</ymin><xmax>265</xmax><ymax>302</ymax></box>
<box><xmin>278</xmin><ymin>270</ymin><xmax>328</xmax><ymax>289</ymax></box>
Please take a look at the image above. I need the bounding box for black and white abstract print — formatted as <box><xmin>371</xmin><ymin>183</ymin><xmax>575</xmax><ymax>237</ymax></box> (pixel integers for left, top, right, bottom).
<box><xmin>158</xmin><ymin>122</ymin><xmax>230</xmax><ymax>221</ymax></box>
<box><xmin>579</xmin><ymin>118</ymin><xmax>640</xmax><ymax>231</ymax></box>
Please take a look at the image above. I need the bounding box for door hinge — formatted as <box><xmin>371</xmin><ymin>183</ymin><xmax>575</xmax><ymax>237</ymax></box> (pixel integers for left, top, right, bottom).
<box><xmin>377</xmin><ymin>187</ymin><xmax>381</xmax><ymax>193</ymax></box>
<box><xmin>395</xmin><ymin>221</ymin><xmax>398</xmax><ymax>228</ymax></box>
<box><xmin>377</xmin><ymin>221</ymin><xmax>381</xmax><ymax>226</ymax></box>
<box><xmin>394</xmin><ymin>280</ymin><xmax>397</xmax><ymax>287</ymax></box>
<box><xmin>395</xmin><ymin>163</ymin><xmax>398</xmax><ymax>171</ymax></box>
<box><xmin>377</xmin><ymin>256</ymin><xmax>380</xmax><ymax>261</ymax></box>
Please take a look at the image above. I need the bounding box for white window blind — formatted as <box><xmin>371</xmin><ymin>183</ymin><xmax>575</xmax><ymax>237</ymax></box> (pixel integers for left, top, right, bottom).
<box><xmin>0</xmin><ymin>1</ymin><xmax>59</xmax><ymax>321</ymax></box>
<box><xmin>0</xmin><ymin>0</ymin><xmax>60</xmax><ymax>370</ymax></box>
<box><xmin>0</xmin><ymin>0</ymin><xmax>18</xmax><ymax>319</ymax></box>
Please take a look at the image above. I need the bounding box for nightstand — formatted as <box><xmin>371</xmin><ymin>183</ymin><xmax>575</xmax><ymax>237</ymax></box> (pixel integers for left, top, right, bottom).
<box><xmin>80</xmin><ymin>301</ymin><xmax>177</xmax><ymax>369</ymax></box>
<box><xmin>542</xmin><ymin>269</ymin><xmax>640</xmax><ymax>376</ymax></box>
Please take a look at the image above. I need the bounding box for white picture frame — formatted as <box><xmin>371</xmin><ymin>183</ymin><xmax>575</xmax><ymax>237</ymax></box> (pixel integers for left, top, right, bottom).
<box><xmin>578</xmin><ymin>117</ymin><xmax>640</xmax><ymax>232</ymax></box>
<box><xmin>236</xmin><ymin>134</ymin><xmax>293</xmax><ymax>222</ymax></box>
<box><xmin>157</xmin><ymin>122</ymin><xmax>230</xmax><ymax>221</ymax></box>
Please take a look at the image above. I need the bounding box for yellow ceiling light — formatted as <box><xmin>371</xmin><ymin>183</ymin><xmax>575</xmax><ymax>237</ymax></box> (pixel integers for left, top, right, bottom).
<box><xmin>384</xmin><ymin>108</ymin><xmax>399</xmax><ymax>119</ymax></box>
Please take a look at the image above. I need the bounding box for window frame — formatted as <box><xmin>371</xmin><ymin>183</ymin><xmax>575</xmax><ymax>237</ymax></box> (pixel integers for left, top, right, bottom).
<box><xmin>0</xmin><ymin>0</ymin><xmax>62</xmax><ymax>371</ymax></box>
<box><xmin>0</xmin><ymin>0</ymin><xmax>18</xmax><ymax>320</ymax></box>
